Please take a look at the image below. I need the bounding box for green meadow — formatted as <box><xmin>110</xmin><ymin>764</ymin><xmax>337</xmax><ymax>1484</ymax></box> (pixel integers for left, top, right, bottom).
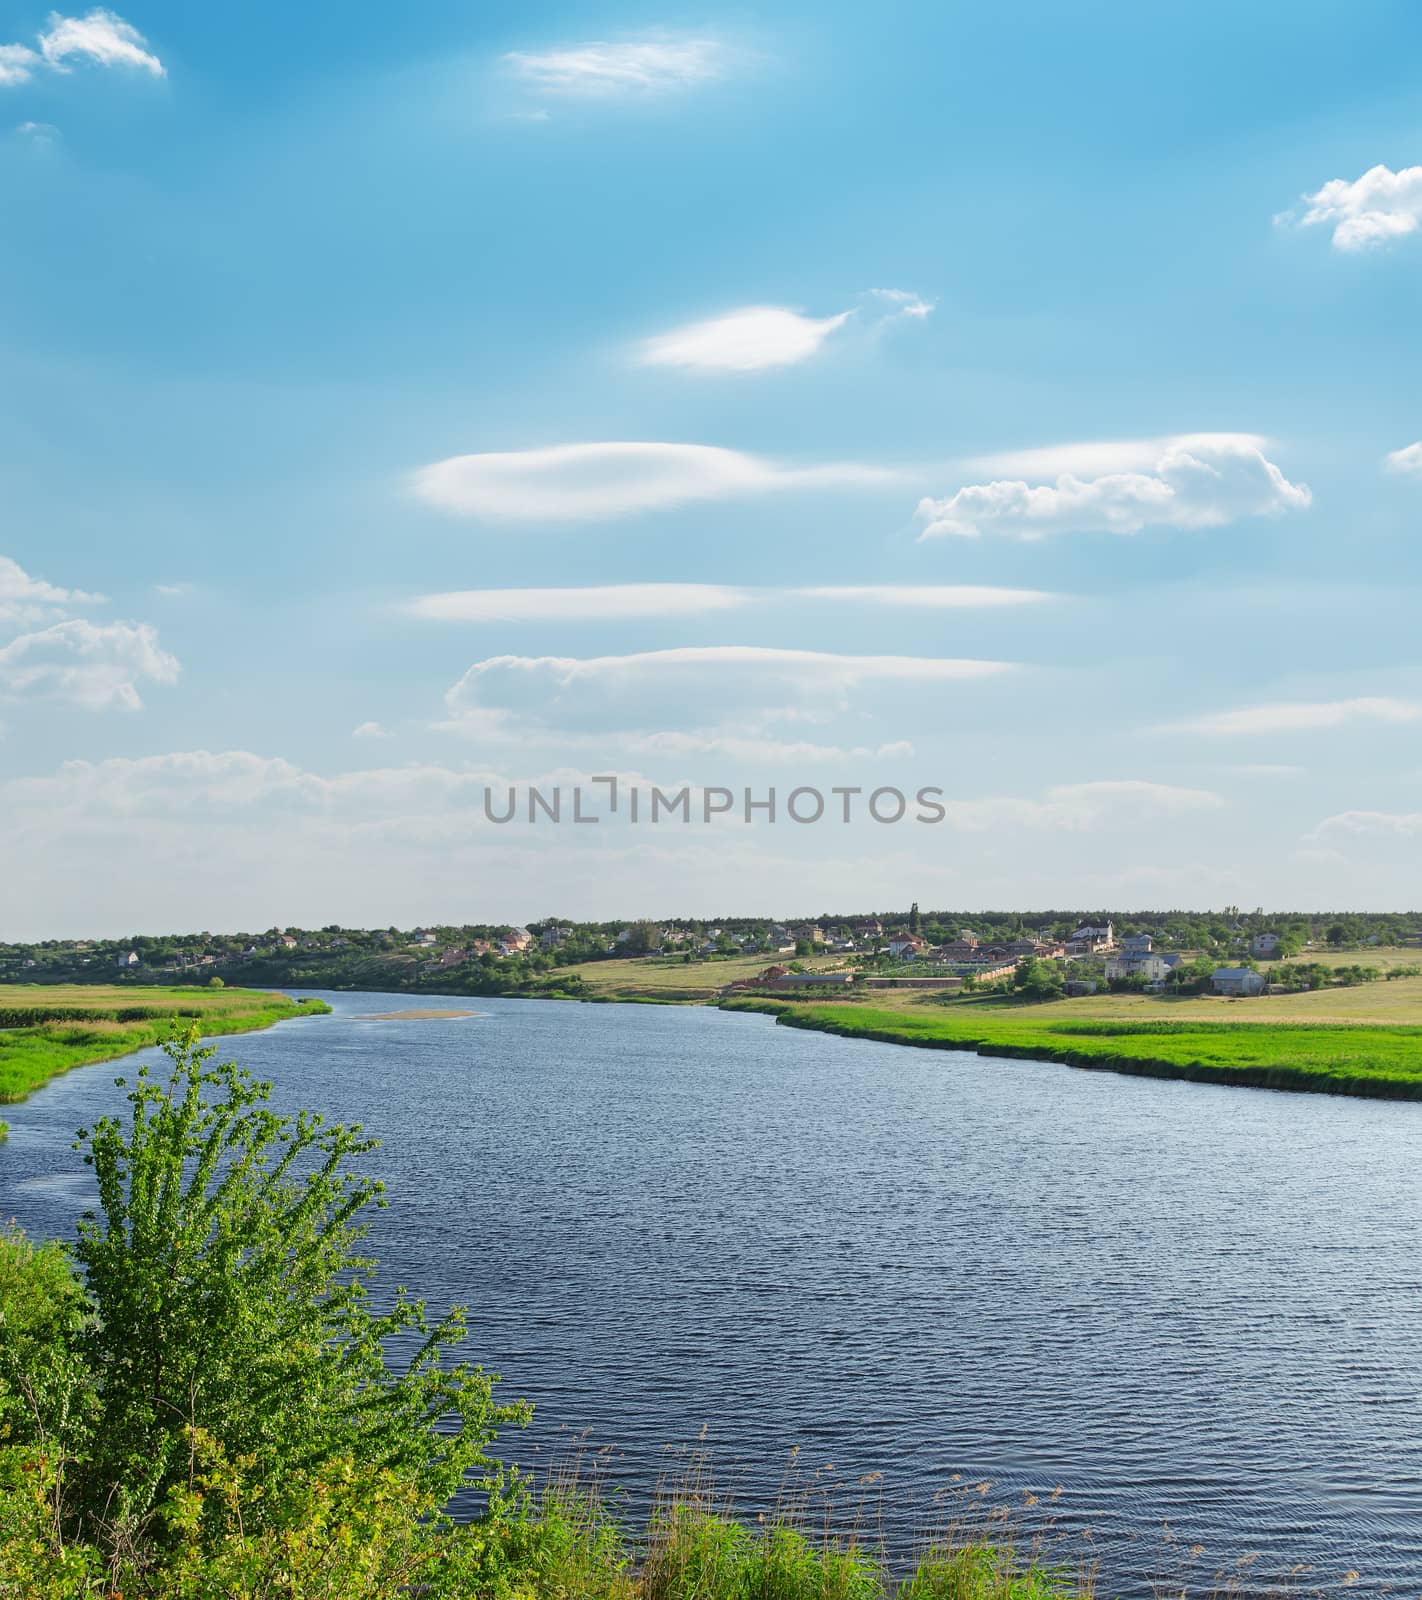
<box><xmin>0</xmin><ymin>984</ymin><xmax>330</xmax><ymax>1119</ymax></box>
<box><xmin>721</xmin><ymin>996</ymin><xmax>1422</xmax><ymax>1099</ymax></box>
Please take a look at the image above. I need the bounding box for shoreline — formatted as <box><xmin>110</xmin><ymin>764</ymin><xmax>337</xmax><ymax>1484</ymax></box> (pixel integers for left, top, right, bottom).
<box><xmin>717</xmin><ymin>996</ymin><xmax>1422</xmax><ymax>1102</ymax></box>
<box><xmin>0</xmin><ymin>988</ymin><xmax>332</xmax><ymax>1122</ymax></box>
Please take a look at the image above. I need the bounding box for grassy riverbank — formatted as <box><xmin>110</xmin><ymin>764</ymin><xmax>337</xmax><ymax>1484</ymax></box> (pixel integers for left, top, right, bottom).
<box><xmin>0</xmin><ymin>984</ymin><xmax>331</xmax><ymax>1120</ymax></box>
<box><xmin>721</xmin><ymin>992</ymin><xmax>1422</xmax><ymax>1099</ymax></box>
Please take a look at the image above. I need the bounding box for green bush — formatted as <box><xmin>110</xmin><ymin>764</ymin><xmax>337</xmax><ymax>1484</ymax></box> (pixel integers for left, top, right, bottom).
<box><xmin>1</xmin><ymin>1025</ymin><xmax>528</xmax><ymax>1595</ymax></box>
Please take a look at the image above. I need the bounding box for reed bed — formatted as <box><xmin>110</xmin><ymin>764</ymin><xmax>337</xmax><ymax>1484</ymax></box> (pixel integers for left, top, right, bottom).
<box><xmin>499</xmin><ymin>1443</ymin><xmax>1091</xmax><ymax>1600</ymax></box>
<box><xmin>495</xmin><ymin>1440</ymin><xmax>1348</xmax><ymax>1600</ymax></box>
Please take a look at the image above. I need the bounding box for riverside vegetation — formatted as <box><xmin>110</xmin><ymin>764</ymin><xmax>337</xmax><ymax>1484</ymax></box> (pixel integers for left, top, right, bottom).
<box><xmin>0</xmin><ymin>1026</ymin><xmax>1083</xmax><ymax>1600</ymax></box>
<box><xmin>0</xmin><ymin>986</ymin><xmax>331</xmax><ymax>1137</ymax></box>
<box><xmin>720</xmin><ymin>994</ymin><xmax>1422</xmax><ymax>1098</ymax></box>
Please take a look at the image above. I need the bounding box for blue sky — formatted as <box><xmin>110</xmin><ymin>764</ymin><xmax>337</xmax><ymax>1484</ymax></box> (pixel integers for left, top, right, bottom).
<box><xmin>2</xmin><ymin>0</ymin><xmax>1421</xmax><ymax>936</ymax></box>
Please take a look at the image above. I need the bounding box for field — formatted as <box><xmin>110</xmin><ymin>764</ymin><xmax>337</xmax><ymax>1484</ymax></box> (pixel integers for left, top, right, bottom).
<box><xmin>722</xmin><ymin>975</ymin><xmax>1422</xmax><ymax>1099</ymax></box>
<box><xmin>568</xmin><ymin>951</ymin><xmax>850</xmax><ymax>1001</ymax></box>
<box><xmin>0</xmin><ymin>984</ymin><xmax>331</xmax><ymax>1116</ymax></box>
<box><xmin>1286</xmin><ymin>944</ymin><xmax>1422</xmax><ymax>974</ymax></box>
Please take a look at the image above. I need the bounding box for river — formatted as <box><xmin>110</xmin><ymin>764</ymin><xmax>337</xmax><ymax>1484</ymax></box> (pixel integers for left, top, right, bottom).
<box><xmin>3</xmin><ymin>991</ymin><xmax>1420</xmax><ymax>1595</ymax></box>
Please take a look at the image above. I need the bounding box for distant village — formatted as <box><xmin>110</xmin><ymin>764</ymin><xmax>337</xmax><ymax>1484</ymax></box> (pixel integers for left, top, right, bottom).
<box><xmin>721</xmin><ymin>920</ymin><xmax>1322</xmax><ymax>998</ymax></box>
<box><xmin>4</xmin><ymin>908</ymin><xmax>1420</xmax><ymax>999</ymax></box>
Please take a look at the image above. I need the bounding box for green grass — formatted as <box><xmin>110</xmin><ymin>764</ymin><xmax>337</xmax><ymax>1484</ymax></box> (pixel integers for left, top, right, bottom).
<box><xmin>0</xmin><ymin>983</ymin><xmax>331</xmax><ymax>1105</ymax></box>
<box><xmin>497</xmin><ymin>1467</ymin><xmax>1088</xmax><ymax>1600</ymax></box>
<box><xmin>561</xmin><ymin>951</ymin><xmax>851</xmax><ymax>1002</ymax></box>
<box><xmin>1284</xmin><ymin>944</ymin><xmax>1422</xmax><ymax>973</ymax></box>
<box><xmin>721</xmin><ymin>997</ymin><xmax>1422</xmax><ymax>1099</ymax></box>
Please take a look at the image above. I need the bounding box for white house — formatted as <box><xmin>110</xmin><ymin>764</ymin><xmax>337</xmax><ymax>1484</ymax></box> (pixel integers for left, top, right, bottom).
<box><xmin>1071</xmin><ymin>921</ymin><xmax>1115</xmax><ymax>949</ymax></box>
<box><xmin>1121</xmin><ymin>934</ymin><xmax>1153</xmax><ymax>956</ymax></box>
<box><xmin>1251</xmin><ymin>933</ymin><xmax>1282</xmax><ymax>958</ymax></box>
<box><xmin>1213</xmin><ymin>967</ymin><xmax>1266</xmax><ymax>997</ymax></box>
<box><xmin>1105</xmin><ymin>952</ymin><xmax>1170</xmax><ymax>983</ymax></box>
<box><xmin>888</xmin><ymin>934</ymin><xmax>926</xmax><ymax>959</ymax></box>
<box><xmin>115</xmin><ymin>950</ymin><xmax>139</xmax><ymax>968</ymax></box>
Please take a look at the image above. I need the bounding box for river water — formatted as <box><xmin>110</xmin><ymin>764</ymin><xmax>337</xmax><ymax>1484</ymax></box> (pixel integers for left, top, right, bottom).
<box><xmin>3</xmin><ymin>992</ymin><xmax>1420</xmax><ymax>1595</ymax></box>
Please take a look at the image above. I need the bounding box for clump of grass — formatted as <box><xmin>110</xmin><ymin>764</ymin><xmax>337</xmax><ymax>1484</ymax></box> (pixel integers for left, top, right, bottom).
<box><xmin>901</xmin><ymin>1546</ymin><xmax>1081</xmax><ymax>1600</ymax></box>
<box><xmin>643</xmin><ymin>1510</ymin><xmax>884</xmax><ymax>1600</ymax></box>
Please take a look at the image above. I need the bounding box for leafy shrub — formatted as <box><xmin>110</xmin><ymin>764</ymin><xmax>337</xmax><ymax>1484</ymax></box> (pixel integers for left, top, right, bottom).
<box><xmin>1</xmin><ymin>1025</ymin><xmax>528</xmax><ymax>1594</ymax></box>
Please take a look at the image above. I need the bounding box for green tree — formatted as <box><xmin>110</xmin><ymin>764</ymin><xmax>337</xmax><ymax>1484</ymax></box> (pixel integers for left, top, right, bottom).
<box><xmin>623</xmin><ymin>920</ymin><xmax>662</xmax><ymax>956</ymax></box>
<box><xmin>1012</xmin><ymin>957</ymin><xmax>1064</xmax><ymax>1001</ymax></box>
<box><xmin>1326</xmin><ymin>923</ymin><xmax>1347</xmax><ymax>947</ymax></box>
<box><xmin>68</xmin><ymin>1026</ymin><xmax>527</xmax><ymax>1554</ymax></box>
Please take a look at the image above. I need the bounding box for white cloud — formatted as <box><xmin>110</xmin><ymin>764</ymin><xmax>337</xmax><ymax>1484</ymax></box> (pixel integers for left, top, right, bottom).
<box><xmin>0</xmin><ymin>751</ymin><xmax>535</xmax><ymax>831</ymax></box>
<box><xmin>0</xmin><ymin>44</ymin><xmax>40</xmax><ymax>84</ymax></box>
<box><xmin>0</xmin><ymin>556</ymin><xmax>180</xmax><ymax>711</ymax></box>
<box><xmin>638</xmin><ymin>306</ymin><xmax>853</xmax><ymax>373</ymax></box>
<box><xmin>0</xmin><ymin>554</ymin><xmax>105</xmax><ymax>625</ymax></box>
<box><xmin>407</xmin><ymin>583</ymin><xmax>752</xmax><ymax>623</ymax></box>
<box><xmin>39</xmin><ymin>9</ymin><xmax>163</xmax><ymax>75</ymax></box>
<box><xmin>406</xmin><ymin>582</ymin><xmax>1057</xmax><ymax>622</ymax></box>
<box><xmin>940</xmin><ymin>780</ymin><xmax>1225</xmax><ymax>833</ymax></box>
<box><xmin>918</xmin><ymin>434</ymin><xmax>1310</xmax><ymax>540</ymax></box>
<box><xmin>615</xmin><ymin>729</ymin><xmax>915</xmax><ymax>764</ymax></box>
<box><xmin>502</xmin><ymin>37</ymin><xmax>723</xmax><ymax>97</ymax></box>
<box><xmin>0</xmin><ymin>618</ymin><xmax>178</xmax><ymax>710</ymax></box>
<box><xmin>867</xmin><ymin>287</ymin><xmax>934</xmax><ymax>319</ymax></box>
<box><xmin>798</xmin><ymin>584</ymin><xmax>1052</xmax><ymax>608</ymax></box>
<box><xmin>963</xmin><ymin>432</ymin><xmax>1267</xmax><ymax>479</ymax></box>
<box><xmin>411</xmin><ymin>441</ymin><xmax>893</xmax><ymax>522</ymax></box>
<box><xmin>1289</xmin><ymin>164</ymin><xmax>1422</xmax><ymax>252</ymax></box>
<box><xmin>1310</xmin><ymin>809</ymin><xmax>1422</xmax><ymax>840</ymax></box>
<box><xmin>16</xmin><ymin>118</ymin><xmax>59</xmax><ymax>142</ymax></box>
<box><xmin>636</xmin><ymin>289</ymin><xmax>934</xmax><ymax>374</ymax></box>
<box><xmin>352</xmin><ymin>721</ymin><xmax>391</xmax><ymax>739</ymax></box>
<box><xmin>442</xmin><ymin>645</ymin><xmax>1012</xmax><ymax>741</ymax></box>
<box><xmin>2</xmin><ymin>751</ymin><xmax>902</xmax><ymax>936</ymax></box>
<box><xmin>1160</xmin><ymin>696</ymin><xmax>1421</xmax><ymax>736</ymax></box>
<box><xmin>1384</xmin><ymin>441</ymin><xmax>1422</xmax><ymax>476</ymax></box>
<box><xmin>1</xmin><ymin>10</ymin><xmax>161</xmax><ymax>87</ymax></box>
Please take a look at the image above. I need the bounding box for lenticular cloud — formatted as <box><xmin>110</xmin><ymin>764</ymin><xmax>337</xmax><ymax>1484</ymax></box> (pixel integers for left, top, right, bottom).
<box><xmin>411</xmin><ymin>441</ymin><xmax>892</xmax><ymax>522</ymax></box>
